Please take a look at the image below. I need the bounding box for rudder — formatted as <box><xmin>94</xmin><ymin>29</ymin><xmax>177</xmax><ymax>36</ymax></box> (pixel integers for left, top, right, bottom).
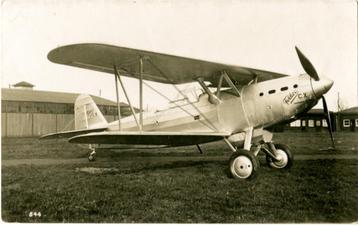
<box><xmin>75</xmin><ymin>94</ymin><xmax>108</xmax><ymax>130</ymax></box>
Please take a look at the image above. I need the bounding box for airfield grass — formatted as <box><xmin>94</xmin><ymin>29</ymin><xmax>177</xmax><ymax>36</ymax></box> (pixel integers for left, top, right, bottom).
<box><xmin>2</xmin><ymin>132</ymin><xmax>358</xmax><ymax>159</ymax></box>
<box><xmin>2</xmin><ymin>132</ymin><xmax>358</xmax><ymax>222</ymax></box>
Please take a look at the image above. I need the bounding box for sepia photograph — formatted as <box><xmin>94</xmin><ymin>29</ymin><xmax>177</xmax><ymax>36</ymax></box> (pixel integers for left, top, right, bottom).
<box><xmin>1</xmin><ymin>0</ymin><xmax>358</xmax><ymax>223</ymax></box>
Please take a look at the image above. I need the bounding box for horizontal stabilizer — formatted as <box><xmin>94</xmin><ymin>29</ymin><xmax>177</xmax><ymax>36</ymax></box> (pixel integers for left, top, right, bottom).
<box><xmin>40</xmin><ymin>127</ymin><xmax>107</xmax><ymax>140</ymax></box>
<box><xmin>69</xmin><ymin>131</ymin><xmax>230</xmax><ymax>147</ymax></box>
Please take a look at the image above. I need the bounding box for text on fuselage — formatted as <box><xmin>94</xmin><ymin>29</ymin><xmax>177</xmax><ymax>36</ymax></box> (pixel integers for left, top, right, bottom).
<box><xmin>283</xmin><ymin>91</ymin><xmax>308</xmax><ymax>104</ymax></box>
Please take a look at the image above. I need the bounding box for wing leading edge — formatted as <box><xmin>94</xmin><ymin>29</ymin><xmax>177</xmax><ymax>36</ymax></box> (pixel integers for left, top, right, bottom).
<box><xmin>69</xmin><ymin>131</ymin><xmax>230</xmax><ymax>147</ymax></box>
<box><xmin>48</xmin><ymin>43</ymin><xmax>288</xmax><ymax>86</ymax></box>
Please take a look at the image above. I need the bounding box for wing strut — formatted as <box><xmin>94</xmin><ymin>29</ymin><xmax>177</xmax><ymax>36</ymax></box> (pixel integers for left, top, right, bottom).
<box><xmin>222</xmin><ymin>71</ymin><xmax>241</xmax><ymax>97</ymax></box>
<box><xmin>114</xmin><ymin>65</ymin><xmax>140</xmax><ymax>129</ymax></box>
<box><xmin>139</xmin><ymin>57</ymin><xmax>144</xmax><ymax>131</ymax></box>
<box><xmin>142</xmin><ymin>81</ymin><xmax>217</xmax><ymax>131</ymax></box>
<box><xmin>147</xmin><ymin>59</ymin><xmax>219</xmax><ymax>131</ymax></box>
<box><xmin>216</xmin><ymin>74</ymin><xmax>224</xmax><ymax>98</ymax></box>
<box><xmin>114</xmin><ymin>69</ymin><xmax>122</xmax><ymax>130</ymax></box>
<box><xmin>197</xmin><ymin>77</ymin><xmax>220</xmax><ymax>105</ymax></box>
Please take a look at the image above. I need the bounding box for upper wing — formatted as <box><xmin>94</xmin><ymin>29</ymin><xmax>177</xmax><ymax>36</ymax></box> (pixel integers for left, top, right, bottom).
<box><xmin>48</xmin><ymin>43</ymin><xmax>288</xmax><ymax>86</ymax></box>
<box><xmin>69</xmin><ymin>131</ymin><xmax>230</xmax><ymax>146</ymax></box>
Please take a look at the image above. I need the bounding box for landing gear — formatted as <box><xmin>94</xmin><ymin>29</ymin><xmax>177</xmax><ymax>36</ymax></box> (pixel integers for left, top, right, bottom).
<box><xmin>88</xmin><ymin>145</ymin><xmax>96</xmax><ymax>162</ymax></box>
<box><xmin>224</xmin><ymin>128</ymin><xmax>294</xmax><ymax>180</ymax></box>
<box><xmin>225</xmin><ymin>127</ymin><xmax>259</xmax><ymax>180</ymax></box>
<box><xmin>229</xmin><ymin>150</ymin><xmax>259</xmax><ymax>179</ymax></box>
<box><xmin>265</xmin><ymin>143</ymin><xmax>293</xmax><ymax>169</ymax></box>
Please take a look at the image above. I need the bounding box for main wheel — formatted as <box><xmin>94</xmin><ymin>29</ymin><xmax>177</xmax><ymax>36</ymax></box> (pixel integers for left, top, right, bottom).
<box><xmin>229</xmin><ymin>150</ymin><xmax>259</xmax><ymax>179</ymax></box>
<box><xmin>266</xmin><ymin>143</ymin><xmax>293</xmax><ymax>169</ymax></box>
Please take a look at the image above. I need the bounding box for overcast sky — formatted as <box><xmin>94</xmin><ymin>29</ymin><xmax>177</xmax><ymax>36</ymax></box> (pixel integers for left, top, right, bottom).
<box><xmin>2</xmin><ymin>0</ymin><xmax>357</xmax><ymax>111</ymax></box>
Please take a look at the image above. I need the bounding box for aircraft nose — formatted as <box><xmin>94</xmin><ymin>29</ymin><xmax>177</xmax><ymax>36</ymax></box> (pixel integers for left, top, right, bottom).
<box><xmin>312</xmin><ymin>76</ymin><xmax>334</xmax><ymax>98</ymax></box>
<box><xmin>322</xmin><ymin>77</ymin><xmax>334</xmax><ymax>93</ymax></box>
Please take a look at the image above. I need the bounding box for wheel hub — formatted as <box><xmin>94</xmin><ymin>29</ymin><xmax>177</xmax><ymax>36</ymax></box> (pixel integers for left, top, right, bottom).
<box><xmin>232</xmin><ymin>156</ymin><xmax>253</xmax><ymax>179</ymax></box>
<box><xmin>271</xmin><ymin>149</ymin><xmax>288</xmax><ymax>168</ymax></box>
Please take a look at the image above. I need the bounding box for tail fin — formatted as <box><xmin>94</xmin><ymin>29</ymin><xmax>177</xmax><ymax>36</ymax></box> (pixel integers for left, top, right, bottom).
<box><xmin>75</xmin><ymin>94</ymin><xmax>108</xmax><ymax>130</ymax></box>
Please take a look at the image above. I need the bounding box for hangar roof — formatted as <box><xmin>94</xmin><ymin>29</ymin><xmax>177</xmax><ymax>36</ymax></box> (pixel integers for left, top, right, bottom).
<box><xmin>1</xmin><ymin>88</ymin><xmax>127</xmax><ymax>106</ymax></box>
<box><xmin>338</xmin><ymin>106</ymin><xmax>358</xmax><ymax>114</ymax></box>
<box><xmin>306</xmin><ymin>107</ymin><xmax>358</xmax><ymax>115</ymax></box>
<box><xmin>13</xmin><ymin>81</ymin><xmax>35</xmax><ymax>88</ymax></box>
<box><xmin>306</xmin><ymin>108</ymin><xmax>334</xmax><ymax>115</ymax></box>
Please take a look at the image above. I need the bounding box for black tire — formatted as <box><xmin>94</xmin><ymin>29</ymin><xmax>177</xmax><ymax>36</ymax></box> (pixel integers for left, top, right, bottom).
<box><xmin>229</xmin><ymin>150</ymin><xmax>259</xmax><ymax>179</ymax></box>
<box><xmin>266</xmin><ymin>143</ymin><xmax>293</xmax><ymax>169</ymax></box>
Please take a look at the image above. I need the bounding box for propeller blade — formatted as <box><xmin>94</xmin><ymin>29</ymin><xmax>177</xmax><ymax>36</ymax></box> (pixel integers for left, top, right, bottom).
<box><xmin>322</xmin><ymin>96</ymin><xmax>335</xmax><ymax>149</ymax></box>
<box><xmin>295</xmin><ymin>46</ymin><xmax>320</xmax><ymax>81</ymax></box>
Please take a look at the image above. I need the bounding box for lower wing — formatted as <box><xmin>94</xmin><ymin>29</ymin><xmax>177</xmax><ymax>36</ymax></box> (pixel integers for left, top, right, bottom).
<box><xmin>69</xmin><ymin>131</ymin><xmax>230</xmax><ymax>147</ymax></box>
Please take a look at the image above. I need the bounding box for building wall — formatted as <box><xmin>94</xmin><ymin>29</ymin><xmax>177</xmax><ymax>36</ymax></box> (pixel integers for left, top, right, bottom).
<box><xmin>284</xmin><ymin>114</ymin><xmax>336</xmax><ymax>132</ymax></box>
<box><xmin>32</xmin><ymin>114</ymin><xmax>57</xmax><ymax>136</ymax></box>
<box><xmin>337</xmin><ymin>113</ymin><xmax>358</xmax><ymax>132</ymax></box>
<box><xmin>4</xmin><ymin>113</ymin><xmax>33</xmax><ymax>137</ymax></box>
<box><xmin>56</xmin><ymin>114</ymin><xmax>75</xmax><ymax>132</ymax></box>
<box><xmin>1</xmin><ymin>114</ymin><xmax>6</xmax><ymax>137</ymax></box>
<box><xmin>1</xmin><ymin>113</ymin><xmax>121</xmax><ymax>137</ymax></box>
<box><xmin>2</xmin><ymin>101</ymin><xmax>74</xmax><ymax>114</ymax></box>
<box><xmin>282</xmin><ymin>112</ymin><xmax>358</xmax><ymax>133</ymax></box>
<box><xmin>1</xmin><ymin>99</ymin><xmax>129</xmax><ymax>137</ymax></box>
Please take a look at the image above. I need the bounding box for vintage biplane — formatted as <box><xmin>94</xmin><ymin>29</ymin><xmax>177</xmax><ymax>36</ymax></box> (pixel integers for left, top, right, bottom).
<box><xmin>42</xmin><ymin>43</ymin><xmax>334</xmax><ymax>179</ymax></box>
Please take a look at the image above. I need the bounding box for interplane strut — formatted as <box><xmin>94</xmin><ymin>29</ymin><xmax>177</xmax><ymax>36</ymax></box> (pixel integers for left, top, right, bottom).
<box><xmin>113</xmin><ymin>65</ymin><xmax>140</xmax><ymax>129</ymax></box>
<box><xmin>114</xmin><ymin>67</ymin><xmax>122</xmax><ymax>130</ymax></box>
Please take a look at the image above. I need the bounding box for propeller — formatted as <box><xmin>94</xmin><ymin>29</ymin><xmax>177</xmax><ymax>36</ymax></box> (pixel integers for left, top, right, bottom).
<box><xmin>322</xmin><ymin>96</ymin><xmax>335</xmax><ymax>149</ymax></box>
<box><xmin>295</xmin><ymin>46</ymin><xmax>320</xmax><ymax>81</ymax></box>
<box><xmin>295</xmin><ymin>46</ymin><xmax>335</xmax><ymax>149</ymax></box>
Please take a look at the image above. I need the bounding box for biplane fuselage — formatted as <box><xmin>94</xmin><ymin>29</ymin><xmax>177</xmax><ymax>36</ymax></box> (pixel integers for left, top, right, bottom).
<box><xmin>107</xmin><ymin>74</ymin><xmax>331</xmax><ymax>137</ymax></box>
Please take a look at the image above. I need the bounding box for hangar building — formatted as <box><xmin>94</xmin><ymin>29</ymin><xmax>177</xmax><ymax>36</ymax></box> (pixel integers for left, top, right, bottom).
<box><xmin>286</xmin><ymin>108</ymin><xmax>336</xmax><ymax>132</ymax></box>
<box><xmin>336</xmin><ymin>107</ymin><xmax>358</xmax><ymax>132</ymax></box>
<box><xmin>285</xmin><ymin>107</ymin><xmax>358</xmax><ymax>132</ymax></box>
<box><xmin>2</xmin><ymin>81</ymin><xmax>133</xmax><ymax>137</ymax></box>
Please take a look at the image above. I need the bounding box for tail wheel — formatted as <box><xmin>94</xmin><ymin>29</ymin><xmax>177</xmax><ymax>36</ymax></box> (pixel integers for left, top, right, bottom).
<box><xmin>266</xmin><ymin>144</ymin><xmax>293</xmax><ymax>169</ymax></box>
<box><xmin>88</xmin><ymin>150</ymin><xmax>96</xmax><ymax>162</ymax></box>
<box><xmin>88</xmin><ymin>154</ymin><xmax>95</xmax><ymax>162</ymax></box>
<box><xmin>229</xmin><ymin>150</ymin><xmax>259</xmax><ymax>179</ymax></box>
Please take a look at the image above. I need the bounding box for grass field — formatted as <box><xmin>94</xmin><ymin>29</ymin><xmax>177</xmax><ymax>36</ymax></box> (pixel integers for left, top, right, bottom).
<box><xmin>2</xmin><ymin>132</ymin><xmax>358</xmax><ymax>222</ymax></box>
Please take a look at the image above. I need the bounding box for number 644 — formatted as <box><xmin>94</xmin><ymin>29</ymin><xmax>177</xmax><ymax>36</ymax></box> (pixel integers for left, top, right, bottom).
<box><xmin>29</xmin><ymin>211</ymin><xmax>41</xmax><ymax>217</ymax></box>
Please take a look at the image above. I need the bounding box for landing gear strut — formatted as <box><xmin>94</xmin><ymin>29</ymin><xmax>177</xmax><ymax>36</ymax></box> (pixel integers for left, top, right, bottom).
<box><xmin>88</xmin><ymin>144</ymin><xmax>96</xmax><ymax>162</ymax></box>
